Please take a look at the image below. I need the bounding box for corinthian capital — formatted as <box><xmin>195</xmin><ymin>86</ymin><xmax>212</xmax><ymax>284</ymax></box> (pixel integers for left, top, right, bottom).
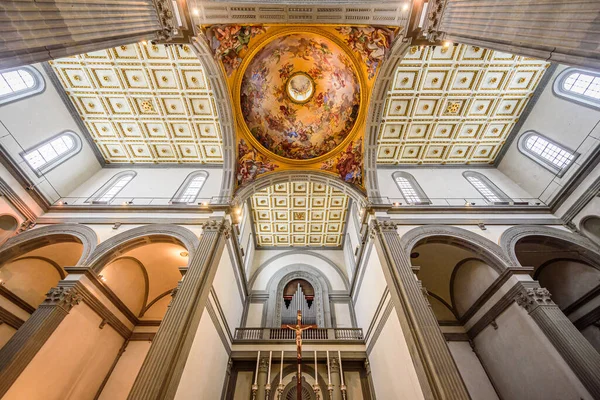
<box><xmin>515</xmin><ymin>286</ymin><xmax>553</xmax><ymax>313</ymax></box>
<box><xmin>43</xmin><ymin>285</ymin><xmax>82</xmax><ymax>312</ymax></box>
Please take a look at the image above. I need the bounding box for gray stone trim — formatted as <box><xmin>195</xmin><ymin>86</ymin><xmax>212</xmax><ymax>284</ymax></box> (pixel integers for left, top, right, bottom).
<box><xmin>443</xmin><ymin>333</ymin><xmax>470</xmax><ymax>342</ymax></box>
<box><xmin>35</xmin><ymin>217</ymin><xmax>214</xmax><ymax>225</ymax></box>
<box><xmin>363</xmin><ymin>38</ymin><xmax>411</xmax><ymax>201</ymax></box>
<box><xmin>248</xmin><ymin>249</ymin><xmax>349</xmax><ymax>291</ymax></box>
<box><xmin>500</xmin><ymin>225</ymin><xmax>600</xmax><ymax>268</ymax></box>
<box><xmin>0</xmin><ymin>286</ymin><xmax>35</xmax><ymax>314</ymax></box>
<box><xmin>0</xmin><ymin>178</ymin><xmax>36</xmax><ymax>222</ymax></box>
<box><xmin>398</xmin><ymin>224</ymin><xmax>514</xmax><ymax>272</ymax></box>
<box><xmin>363</xmin><ymin>288</ymin><xmax>389</xmax><ymax>344</ymax></box>
<box><xmin>0</xmin><ymin>306</ymin><xmax>24</xmax><ymax>330</ymax></box>
<box><xmin>128</xmin><ymin>219</ymin><xmax>230</xmax><ymax>399</ymax></box>
<box><xmin>0</xmin><ymin>223</ymin><xmax>98</xmax><ymax>266</ymax></box>
<box><xmin>191</xmin><ymin>36</ymin><xmax>236</xmax><ymax>202</ymax></box>
<box><xmin>565</xmin><ymin>175</ymin><xmax>600</xmax><ymax>225</ymax></box>
<box><xmin>210</xmin><ymin>288</ymin><xmax>234</xmax><ymax>343</ymax></box>
<box><xmin>574</xmin><ymin>304</ymin><xmax>600</xmax><ymax>330</ymax></box>
<box><xmin>232</xmin><ymin>170</ymin><xmax>367</xmax><ymax>209</ymax></box>
<box><xmin>206</xmin><ymin>296</ymin><xmax>232</xmax><ymax>354</ymax></box>
<box><xmin>377</xmin><ymin>218</ymin><xmax>563</xmax><ymax>226</ymax></box>
<box><xmin>130</xmin><ymin>332</ymin><xmax>156</xmax><ymax>341</ymax></box>
<box><xmin>264</xmin><ymin>266</ymin><xmax>332</xmax><ymax>328</ymax></box>
<box><xmin>87</xmin><ymin>224</ymin><xmax>199</xmax><ymax>273</ymax></box>
<box><xmin>350</xmin><ymin>237</ymin><xmax>374</xmax><ymax>302</ymax></box>
<box><xmin>76</xmin><ymin>280</ymin><xmax>132</xmax><ymax>339</ymax></box>
<box><xmin>366</xmin><ymin>294</ymin><xmax>393</xmax><ymax>355</ymax></box>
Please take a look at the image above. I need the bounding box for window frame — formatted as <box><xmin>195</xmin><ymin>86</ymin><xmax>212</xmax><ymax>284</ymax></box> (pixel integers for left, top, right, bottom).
<box><xmin>462</xmin><ymin>171</ymin><xmax>511</xmax><ymax>204</ymax></box>
<box><xmin>20</xmin><ymin>131</ymin><xmax>82</xmax><ymax>176</ymax></box>
<box><xmin>392</xmin><ymin>171</ymin><xmax>431</xmax><ymax>205</ymax></box>
<box><xmin>170</xmin><ymin>171</ymin><xmax>209</xmax><ymax>204</ymax></box>
<box><xmin>86</xmin><ymin>171</ymin><xmax>136</xmax><ymax>204</ymax></box>
<box><xmin>517</xmin><ymin>130</ymin><xmax>578</xmax><ymax>176</ymax></box>
<box><xmin>0</xmin><ymin>66</ymin><xmax>45</xmax><ymax>106</ymax></box>
<box><xmin>553</xmin><ymin>67</ymin><xmax>600</xmax><ymax>110</ymax></box>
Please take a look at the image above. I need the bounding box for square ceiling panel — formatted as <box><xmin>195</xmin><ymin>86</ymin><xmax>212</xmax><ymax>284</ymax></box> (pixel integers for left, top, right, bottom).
<box><xmin>251</xmin><ymin>182</ymin><xmax>349</xmax><ymax>248</ymax></box>
<box><xmin>378</xmin><ymin>44</ymin><xmax>549</xmax><ymax>165</ymax></box>
<box><xmin>50</xmin><ymin>43</ymin><xmax>222</xmax><ymax>164</ymax></box>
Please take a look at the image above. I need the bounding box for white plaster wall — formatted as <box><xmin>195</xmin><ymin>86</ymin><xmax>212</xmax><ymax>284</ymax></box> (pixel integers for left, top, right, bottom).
<box><xmin>377</xmin><ymin>167</ymin><xmax>535</xmax><ymax>203</ymax></box>
<box><xmin>498</xmin><ymin>65</ymin><xmax>600</xmax><ymax>203</ymax></box>
<box><xmin>175</xmin><ymin>307</ymin><xmax>229</xmax><ymax>400</ymax></box>
<box><xmin>250</xmin><ymin>250</ymin><xmax>348</xmax><ymax>292</ymax></box>
<box><xmin>368</xmin><ymin>308</ymin><xmax>425</xmax><ymax>400</ymax></box>
<box><xmin>98</xmin><ymin>341</ymin><xmax>152</xmax><ymax>400</ymax></box>
<box><xmin>448</xmin><ymin>341</ymin><xmax>498</xmax><ymax>400</ymax></box>
<box><xmin>245</xmin><ymin>303</ymin><xmax>264</xmax><ymax>327</ymax></box>
<box><xmin>0</xmin><ymin>65</ymin><xmax>101</xmax><ymax>199</ymax></box>
<box><xmin>333</xmin><ymin>303</ymin><xmax>353</xmax><ymax>328</ymax></box>
<box><xmin>354</xmin><ymin>247</ymin><xmax>387</xmax><ymax>332</ymax></box>
<box><xmin>212</xmin><ymin>248</ymin><xmax>244</xmax><ymax>335</ymax></box>
<box><xmin>65</xmin><ymin>167</ymin><xmax>223</xmax><ymax>203</ymax></box>
<box><xmin>474</xmin><ymin>303</ymin><xmax>592</xmax><ymax>400</ymax></box>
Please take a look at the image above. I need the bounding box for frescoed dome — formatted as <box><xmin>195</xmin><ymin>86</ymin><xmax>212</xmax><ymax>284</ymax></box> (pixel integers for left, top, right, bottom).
<box><xmin>239</xmin><ymin>32</ymin><xmax>361</xmax><ymax>161</ymax></box>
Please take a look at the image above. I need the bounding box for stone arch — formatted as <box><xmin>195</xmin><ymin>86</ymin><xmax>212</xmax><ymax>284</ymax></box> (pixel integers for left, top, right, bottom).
<box><xmin>264</xmin><ymin>264</ymin><xmax>334</xmax><ymax>328</ymax></box>
<box><xmin>500</xmin><ymin>225</ymin><xmax>600</xmax><ymax>268</ymax></box>
<box><xmin>0</xmin><ymin>214</ymin><xmax>18</xmax><ymax>245</ymax></box>
<box><xmin>580</xmin><ymin>215</ymin><xmax>600</xmax><ymax>245</ymax></box>
<box><xmin>399</xmin><ymin>225</ymin><xmax>513</xmax><ymax>273</ymax></box>
<box><xmin>363</xmin><ymin>38</ymin><xmax>411</xmax><ymax>201</ymax></box>
<box><xmin>87</xmin><ymin>224</ymin><xmax>199</xmax><ymax>273</ymax></box>
<box><xmin>249</xmin><ymin>249</ymin><xmax>349</xmax><ymax>291</ymax></box>
<box><xmin>232</xmin><ymin>170</ymin><xmax>367</xmax><ymax>209</ymax></box>
<box><xmin>191</xmin><ymin>35</ymin><xmax>236</xmax><ymax>202</ymax></box>
<box><xmin>269</xmin><ymin>363</ymin><xmax>328</xmax><ymax>400</ymax></box>
<box><xmin>0</xmin><ymin>224</ymin><xmax>98</xmax><ymax>266</ymax></box>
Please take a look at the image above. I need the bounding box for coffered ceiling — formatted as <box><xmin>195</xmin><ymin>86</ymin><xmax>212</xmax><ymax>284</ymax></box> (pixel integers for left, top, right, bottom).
<box><xmin>377</xmin><ymin>44</ymin><xmax>549</xmax><ymax>165</ymax></box>
<box><xmin>251</xmin><ymin>181</ymin><xmax>349</xmax><ymax>247</ymax></box>
<box><xmin>50</xmin><ymin>43</ymin><xmax>223</xmax><ymax>164</ymax></box>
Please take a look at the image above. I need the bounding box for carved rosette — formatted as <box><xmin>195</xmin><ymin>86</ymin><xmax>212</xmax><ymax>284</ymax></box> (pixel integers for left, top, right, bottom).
<box><xmin>515</xmin><ymin>287</ymin><xmax>553</xmax><ymax>313</ymax></box>
<box><xmin>43</xmin><ymin>286</ymin><xmax>82</xmax><ymax>312</ymax></box>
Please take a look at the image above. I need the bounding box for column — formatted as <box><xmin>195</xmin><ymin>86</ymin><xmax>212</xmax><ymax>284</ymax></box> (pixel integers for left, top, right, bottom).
<box><xmin>256</xmin><ymin>357</ymin><xmax>269</xmax><ymax>400</ymax></box>
<box><xmin>0</xmin><ymin>0</ymin><xmax>177</xmax><ymax>69</ymax></box>
<box><xmin>423</xmin><ymin>0</ymin><xmax>600</xmax><ymax>70</ymax></box>
<box><xmin>128</xmin><ymin>219</ymin><xmax>230</xmax><ymax>400</ymax></box>
<box><xmin>0</xmin><ymin>281</ymin><xmax>82</xmax><ymax>396</ymax></box>
<box><xmin>330</xmin><ymin>357</ymin><xmax>342</xmax><ymax>400</ymax></box>
<box><xmin>515</xmin><ymin>282</ymin><xmax>600</xmax><ymax>398</ymax></box>
<box><xmin>371</xmin><ymin>220</ymin><xmax>470</xmax><ymax>399</ymax></box>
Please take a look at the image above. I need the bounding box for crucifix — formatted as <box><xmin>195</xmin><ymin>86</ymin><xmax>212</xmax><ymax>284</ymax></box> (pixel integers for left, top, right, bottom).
<box><xmin>283</xmin><ymin>310</ymin><xmax>317</xmax><ymax>400</ymax></box>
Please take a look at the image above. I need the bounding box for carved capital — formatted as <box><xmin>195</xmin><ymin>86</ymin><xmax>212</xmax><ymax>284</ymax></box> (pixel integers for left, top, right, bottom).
<box><xmin>258</xmin><ymin>357</ymin><xmax>269</xmax><ymax>372</ymax></box>
<box><xmin>364</xmin><ymin>359</ymin><xmax>371</xmax><ymax>375</ymax></box>
<box><xmin>43</xmin><ymin>285</ymin><xmax>82</xmax><ymax>312</ymax></box>
<box><xmin>423</xmin><ymin>0</ymin><xmax>448</xmax><ymax>42</ymax></box>
<box><xmin>153</xmin><ymin>0</ymin><xmax>177</xmax><ymax>41</ymax></box>
<box><xmin>515</xmin><ymin>286</ymin><xmax>553</xmax><ymax>313</ymax></box>
<box><xmin>330</xmin><ymin>356</ymin><xmax>340</xmax><ymax>373</ymax></box>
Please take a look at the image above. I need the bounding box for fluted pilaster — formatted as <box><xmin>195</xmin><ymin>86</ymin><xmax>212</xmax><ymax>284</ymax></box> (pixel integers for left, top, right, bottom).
<box><xmin>515</xmin><ymin>283</ymin><xmax>600</xmax><ymax>398</ymax></box>
<box><xmin>128</xmin><ymin>218</ymin><xmax>230</xmax><ymax>400</ymax></box>
<box><xmin>371</xmin><ymin>219</ymin><xmax>470</xmax><ymax>399</ymax></box>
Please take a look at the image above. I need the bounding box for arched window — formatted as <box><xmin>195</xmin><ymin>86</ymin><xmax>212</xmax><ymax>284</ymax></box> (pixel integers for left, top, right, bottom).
<box><xmin>170</xmin><ymin>171</ymin><xmax>208</xmax><ymax>204</ymax></box>
<box><xmin>518</xmin><ymin>131</ymin><xmax>577</xmax><ymax>176</ymax></box>
<box><xmin>87</xmin><ymin>171</ymin><xmax>136</xmax><ymax>204</ymax></box>
<box><xmin>392</xmin><ymin>171</ymin><xmax>431</xmax><ymax>204</ymax></box>
<box><xmin>463</xmin><ymin>171</ymin><xmax>511</xmax><ymax>203</ymax></box>
<box><xmin>553</xmin><ymin>67</ymin><xmax>600</xmax><ymax>109</ymax></box>
<box><xmin>21</xmin><ymin>131</ymin><xmax>82</xmax><ymax>175</ymax></box>
<box><xmin>0</xmin><ymin>66</ymin><xmax>45</xmax><ymax>106</ymax></box>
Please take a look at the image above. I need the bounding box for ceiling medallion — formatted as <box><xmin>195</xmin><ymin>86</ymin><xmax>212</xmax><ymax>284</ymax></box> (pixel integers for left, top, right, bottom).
<box><xmin>235</xmin><ymin>28</ymin><xmax>366</xmax><ymax>164</ymax></box>
<box><xmin>286</xmin><ymin>72</ymin><xmax>315</xmax><ymax>104</ymax></box>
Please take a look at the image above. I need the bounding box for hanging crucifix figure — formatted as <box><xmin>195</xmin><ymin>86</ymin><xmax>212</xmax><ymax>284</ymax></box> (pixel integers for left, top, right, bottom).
<box><xmin>284</xmin><ymin>310</ymin><xmax>317</xmax><ymax>400</ymax></box>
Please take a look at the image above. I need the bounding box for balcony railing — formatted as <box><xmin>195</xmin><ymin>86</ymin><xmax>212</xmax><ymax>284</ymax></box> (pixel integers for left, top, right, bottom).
<box><xmin>52</xmin><ymin>196</ymin><xmax>230</xmax><ymax>207</ymax></box>
<box><xmin>234</xmin><ymin>328</ymin><xmax>364</xmax><ymax>341</ymax></box>
<box><xmin>369</xmin><ymin>197</ymin><xmax>546</xmax><ymax>208</ymax></box>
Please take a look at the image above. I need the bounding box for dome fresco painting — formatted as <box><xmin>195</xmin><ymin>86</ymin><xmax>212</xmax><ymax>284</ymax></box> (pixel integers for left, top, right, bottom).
<box><xmin>239</xmin><ymin>33</ymin><xmax>361</xmax><ymax>161</ymax></box>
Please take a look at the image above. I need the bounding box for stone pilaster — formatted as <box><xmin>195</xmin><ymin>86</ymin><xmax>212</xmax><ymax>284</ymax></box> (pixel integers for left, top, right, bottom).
<box><xmin>422</xmin><ymin>0</ymin><xmax>600</xmax><ymax>69</ymax></box>
<box><xmin>256</xmin><ymin>357</ymin><xmax>269</xmax><ymax>400</ymax></box>
<box><xmin>330</xmin><ymin>357</ymin><xmax>342</xmax><ymax>400</ymax></box>
<box><xmin>371</xmin><ymin>219</ymin><xmax>470</xmax><ymax>399</ymax></box>
<box><xmin>515</xmin><ymin>282</ymin><xmax>600</xmax><ymax>398</ymax></box>
<box><xmin>0</xmin><ymin>0</ymin><xmax>177</xmax><ymax>69</ymax></box>
<box><xmin>128</xmin><ymin>219</ymin><xmax>230</xmax><ymax>400</ymax></box>
<box><xmin>0</xmin><ymin>281</ymin><xmax>82</xmax><ymax>396</ymax></box>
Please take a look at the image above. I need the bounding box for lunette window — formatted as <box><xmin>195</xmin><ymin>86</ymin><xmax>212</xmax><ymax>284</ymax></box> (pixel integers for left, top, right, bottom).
<box><xmin>22</xmin><ymin>132</ymin><xmax>82</xmax><ymax>175</ymax></box>
<box><xmin>518</xmin><ymin>131</ymin><xmax>577</xmax><ymax>176</ymax></box>
<box><xmin>393</xmin><ymin>172</ymin><xmax>431</xmax><ymax>204</ymax></box>
<box><xmin>88</xmin><ymin>171</ymin><xmax>136</xmax><ymax>204</ymax></box>
<box><xmin>463</xmin><ymin>171</ymin><xmax>510</xmax><ymax>203</ymax></box>
<box><xmin>0</xmin><ymin>67</ymin><xmax>45</xmax><ymax>105</ymax></box>
<box><xmin>553</xmin><ymin>67</ymin><xmax>600</xmax><ymax>109</ymax></box>
<box><xmin>171</xmin><ymin>171</ymin><xmax>208</xmax><ymax>204</ymax></box>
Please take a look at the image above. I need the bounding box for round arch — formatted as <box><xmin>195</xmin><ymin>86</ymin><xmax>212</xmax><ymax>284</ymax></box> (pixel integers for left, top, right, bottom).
<box><xmin>232</xmin><ymin>170</ymin><xmax>367</xmax><ymax>208</ymax></box>
<box><xmin>500</xmin><ymin>225</ymin><xmax>600</xmax><ymax>268</ymax></box>
<box><xmin>87</xmin><ymin>224</ymin><xmax>200</xmax><ymax>273</ymax></box>
<box><xmin>0</xmin><ymin>224</ymin><xmax>98</xmax><ymax>266</ymax></box>
<box><xmin>268</xmin><ymin>363</ymin><xmax>328</xmax><ymax>400</ymax></box>
<box><xmin>363</xmin><ymin>38</ymin><xmax>411</xmax><ymax>201</ymax></box>
<box><xmin>580</xmin><ymin>215</ymin><xmax>600</xmax><ymax>245</ymax></box>
<box><xmin>264</xmin><ymin>264</ymin><xmax>334</xmax><ymax>328</ymax></box>
<box><xmin>399</xmin><ymin>225</ymin><xmax>513</xmax><ymax>273</ymax></box>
